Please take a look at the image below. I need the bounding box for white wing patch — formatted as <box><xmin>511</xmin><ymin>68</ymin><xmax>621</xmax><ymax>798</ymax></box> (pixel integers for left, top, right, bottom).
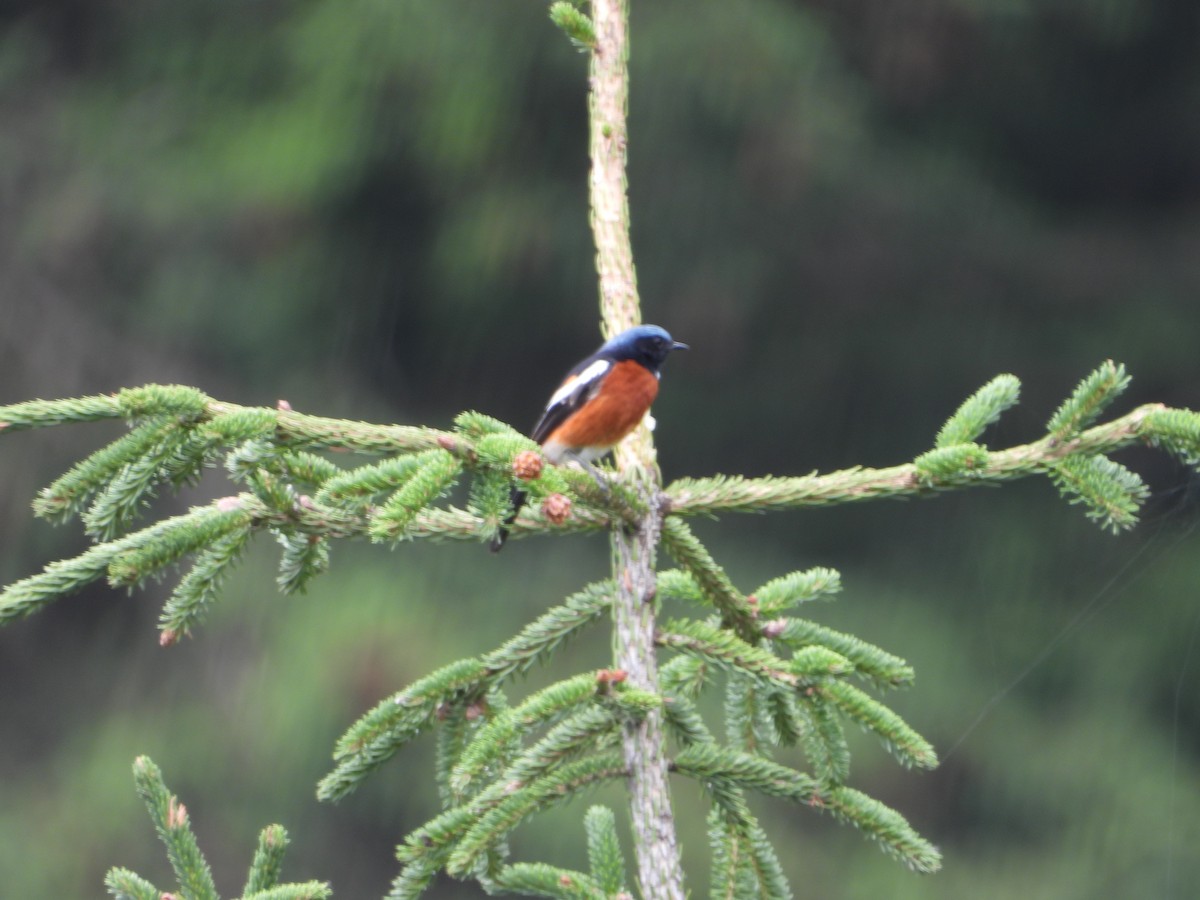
<box><xmin>547</xmin><ymin>358</ymin><xmax>611</xmax><ymax>410</ymax></box>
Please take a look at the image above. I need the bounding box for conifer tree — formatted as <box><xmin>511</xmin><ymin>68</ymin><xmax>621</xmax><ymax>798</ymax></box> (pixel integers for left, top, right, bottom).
<box><xmin>4</xmin><ymin>2</ymin><xmax>1200</xmax><ymax>898</ymax></box>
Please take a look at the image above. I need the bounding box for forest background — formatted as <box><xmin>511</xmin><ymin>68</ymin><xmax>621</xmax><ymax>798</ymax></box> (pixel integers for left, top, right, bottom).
<box><xmin>1</xmin><ymin>1</ymin><xmax>1198</xmax><ymax>898</ymax></box>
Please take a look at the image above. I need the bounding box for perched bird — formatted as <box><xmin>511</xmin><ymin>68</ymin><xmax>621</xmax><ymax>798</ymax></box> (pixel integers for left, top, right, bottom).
<box><xmin>490</xmin><ymin>324</ymin><xmax>689</xmax><ymax>551</ymax></box>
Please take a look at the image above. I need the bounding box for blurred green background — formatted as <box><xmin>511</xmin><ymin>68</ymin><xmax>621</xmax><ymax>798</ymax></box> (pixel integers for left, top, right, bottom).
<box><xmin>2</xmin><ymin>0</ymin><xmax>1199</xmax><ymax>897</ymax></box>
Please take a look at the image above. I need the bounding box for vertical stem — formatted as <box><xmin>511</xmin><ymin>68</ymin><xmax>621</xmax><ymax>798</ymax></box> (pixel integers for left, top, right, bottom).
<box><xmin>588</xmin><ymin>1</ymin><xmax>686</xmax><ymax>897</ymax></box>
<box><xmin>590</xmin><ymin>0</ymin><xmax>640</xmax><ymax>339</ymax></box>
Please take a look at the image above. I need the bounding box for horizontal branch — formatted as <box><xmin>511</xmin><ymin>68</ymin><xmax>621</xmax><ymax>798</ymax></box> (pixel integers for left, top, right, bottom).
<box><xmin>0</xmin><ymin>385</ymin><xmax>466</xmax><ymax>457</ymax></box>
<box><xmin>665</xmin><ymin>403</ymin><xmax>1166</xmax><ymax>517</ymax></box>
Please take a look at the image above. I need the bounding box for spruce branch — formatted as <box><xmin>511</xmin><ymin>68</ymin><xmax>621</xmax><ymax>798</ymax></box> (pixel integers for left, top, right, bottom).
<box><xmin>584</xmin><ymin>805</ymin><xmax>628</xmax><ymax>895</ymax></box>
<box><xmin>276</xmin><ymin>532</ymin><xmax>330</xmax><ymax>595</ymax></box>
<box><xmin>821</xmin><ymin>681</ymin><xmax>938</xmax><ymax>770</ymax></box>
<box><xmin>799</xmin><ymin>693</ymin><xmax>851</xmax><ymax>785</ymax></box>
<box><xmin>657</xmin><ymin>618</ymin><xmax>851</xmax><ymax>688</ymax></box>
<box><xmin>773</xmin><ymin>618</ymin><xmax>914</xmax><ymax>688</ymax></box>
<box><xmin>445</xmin><ymin>753</ymin><xmax>628</xmax><ymax>877</ymax></box>
<box><xmin>752</xmin><ymin>566</ymin><xmax>841</xmax><ymax>616</ymax></box>
<box><xmin>913</xmin><ymin>443</ymin><xmax>991</xmax><ymax>484</ymax></box>
<box><xmin>82</xmin><ymin>426</ymin><xmax>197</xmax><ymax>539</ymax></box>
<box><xmin>106</xmin><ymin>505</ymin><xmax>254</xmax><ymax>589</ymax></box>
<box><xmin>658</xmin><ymin>652</ymin><xmax>711</xmax><ymax>700</ymax></box>
<box><xmin>662</xmin><ymin>690</ymin><xmax>717</xmax><ymax>749</ymax></box>
<box><xmin>386</xmin><ymin>858</ymin><xmax>440</xmax><ymax>900</ymax></box>
<box><xmin>323</xmin><ymin>583</ymin><xmax>612</xmax><ymax>801</ymax></box>
<box><xmin>161</xmin><ymin>527</ymin><xmax>255</xmax><ymax>640</ymax></box>
<box><xmin>666</xmin><ymin>400</ymin><xmax>1168</xmax><ymax>526</ymax></box>
<box><xmin>104</xmin><ymin>868</ymin><xmax>161</xmax><ymax>900</ymax></box>
<box><xmin>492</xmin><ymin>862</ymin><xmax>607</xmax><ymax>899</ymax></box>
<box><xmin>0</xmin><ymin>384</ymin><xmax>467</xmax><ymax>455</ymax></box>
<box><xmin>322</xmin><ymin>657</ymin><xmax>489</xmax><ymax>802</ymax></box>
<box><xmin>1046</xmin><ymin>359</ymin><xmax>1130</xmax><ymax>439</ymax></box>
<box><xmin>452</xmin><ymin>672</ymin><xmax>607</xmax><ymax>797</ymax></box>
<box><xmin>130</xmin><ymin>755</ymin><xmax>219</xmax><ymax>900</ymax></box>
<box><xmin>494</xmin><ymin>706</ymin><xmax>624</xmax><ymax>801</ymax></box>
<box><xmin>478</xmin><ymin>580</ymin><xmax>614</xmax><ymax>680</ymax></box>
<box><xmin>661</xmin><ymin>518</ymin><xmax>759</xmax><ymax>641</ymax></box>
<box><xmin>0</xmin><ymin>503</ymin><xmax>248</xmax><ymax>625</ymax></box>
<box><xmin>242</xmin><ymin>885</ymin><xmax>333</xmax><ymax>900</ymax></box>
<box><xmin>1046</xmin><ymin>453</ymin><xmax>1148</xmax><ymax>533</ymax></box>
<box><xmin>825</xmin><ymin>785</ymin><xmax>942</xmax><ymax>874</ymax></box>
<box><xmin>368</xmin><ymin>449</ymin><xmax>463</xmax><ymax>541</ymax></box>
<box><xmin>674</xmin><ymin>744</ymin><xmax>940</xmax><ymax>873</ymax></box>
<box><xmin>935</xmin><ymin>373</ymin><xmax>1021</xmax><ymax>448</ymax></box>
<box><xmin>115</xmin><ymin>757</ymin><xmax>330</xmax><ymax>899</ymax></box>
<box><xmin>674</xmin><ymin>743</ymin><xmax>822</xmax><ymax>805</ymax></box>
<box><xmin>244</xmin><ymin>824</ymin><xmax>290</xmax><ymax>895</ymax></box>
<box><xmin>1143</xmin><ymin>408</ymin><xmax>1200</xmax><ymax>466</ymax></box>
<box><xmin>35</xmin><ymin>418</ymin><xmax>176</xmax><ymax>522</ymax></box>
<box><xmin>549</xmin><ymin>1</ymin><xmax>597</xmax><ymax>52</ymax></box>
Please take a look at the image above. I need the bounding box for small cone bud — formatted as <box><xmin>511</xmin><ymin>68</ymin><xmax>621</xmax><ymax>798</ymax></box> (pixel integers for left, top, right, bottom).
<box><xmin>541</xmin><ymin>493</ymin><xmax>572</xmax><ymax>525</ymax></box>
<box><xmin>512</xmin><ymin>450</ymin><xmax>543</xmax><ymax>481</ymax></box>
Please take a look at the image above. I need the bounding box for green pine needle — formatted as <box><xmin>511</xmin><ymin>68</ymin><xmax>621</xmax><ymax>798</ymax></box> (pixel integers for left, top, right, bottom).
<box><xmin>549</xmin><ymin>1</ymin><xmax>597</xmax><ymax>52</ymax></box>
<box><xmin>117</xmin><ymin>384</ymin><xmax>210</xmax><ymax>420</ymax></box>
<box><xmin>106</xmin><ymin>504</ymin><xmax>253</xmax><ymax>589</ymax></box>
<box><xmin>656</xmin><ymin>568</ymin><xmax>706</xmax><ymax>606</ymax></box>
<box><xmin>315</xmin><ymin>453</ymin><xmax>429</xmax><ymax>508</ymax></box>
<box><xmin>369</xmin><ymin>450</ymin><xmax>462</xmax><ymax>540</ymax></box>
<box><xmin>82</xmin><ymin>426</ymin><xmax>195</xmax><ymax>540</ymax></box>
<box><xmin>446</xmin><ymin>753</ymin><xmax>626</xmax><ymax>877</ymax></box>
<box><xmin>753</xmin><ymin>566</ymin><xmax>841</xmax><ymax>614</ymax></box>
<box><xmin>584</xmin><ymin>806</ymin><xmax>627</xmax><ymax>895</ymax></box>
<box><xmin>1046</xmin><ymin>453</ymin><xmax>1148</xmax><ymax>533</ymax></box>
<box><xmin>492</xmin><ymin>862</ymin><xmax>606</xmax><ymax>899</ymax></box>
<box><xmin>774</xmin><ymin>618</ymin><xmax>914</xmax><ymax>688</ymax></box>
<box><xmin>826</xmin><ymin>785</ymin><xmax>942</xmax><ymax>873</ymax></box>
<box><xmin>675</xmin><ymin>743</ymin><xmax>822</xmax><ymax>805</ymax></box>
<box><xmin>914</xmin><ymin>443</ymin><xmax>991</xmax><ymax>484</ymax></box>
<box><xmin>322</xmin><ymin>657</ymin><xmax>488</xmax><ymax>801</ymax></box>
<box><xmin>451</xmin><ymin>672</ymin><xmax>599</xmax><ymax>797</ymax></box>
<box><xmin>276</xmin><ymin>532</ymin><xmax>330</xmax><ymax>595</ymax></box>
<box><xmin>454</xmin><ymin>410</ymin><xmax>518</xmax><ymax>439</ymax></box>
<box><xmin>34</xmin><ymin>419</ymin><xmax>175</xmax><ymax>522</ymax></box>
<box><xmin>244</xmin><ymin>824</ymin><xmax>290</xmax><ymax>895</ymax></box>
<box><xmin>131</xmin><ymin>755</ymin><xmax>219</xmax><ymax>900</ymax></box>
<box><xmin>935</xmin><ymin>374</ymin><xmax>1021</xmax><ymax>448</ymax></box>
<box><xmin>0</xmin><ymin>392</ymin><xmax>123</xmax><ymax>431</ymax></box>
<box><xmin>1047</xmin><ymin>360</ymin><xmax>1130</xmax><ymax>438</ymax></box>
<box><xmin>658</xmin><ymin>618</ymin><xmax>800</xmax><ymax>689</ymax></box>
<box><xmin>1</xmin><ymin>506</ymin><xmax>242</xmax><ymax>625</ymax></box>
<box><xmin>800</xmin><ymin>694</ymin><xmax>851</xmax><ymax>784</ymax></box>
<box><xmin>1143</xmin><ymin>408</ymin><xmax>1200</xmax><ymax>466</ymax></box>
<box><xmin>659</xmin><ymin>653</ymin><xmax>711</xmax><ymax>699</ymax></box>
<box><xmin>386</xmin><ymin>858</ymin><xmax>440</xmax><ymax>900</ymax></box>
<box><xmin>243</xmin><ymin>882</ymin><xmax>332</xmax><ymax>899</ymax></box>
<box><xmin>662</xmin><ymin>518</ymin><xmax>759</xmax><ymax>640</ymax></box>
<box><xmin>822</xmin><ymin>681</ymin><xmax>938</xmax><ymax>770</ymax></box>
<box><xmin>159</xmin><ymin>525</ymin><xmax>254</xmax><ymax>639</ymax></box>
<box><xmin>104</xmin><ymin>868</ymin><xmax>161</xmax><ymax>900</ymax></box>
<box><xmin>663</xmin><ymin>691</ymin><xmax>717</xmax><ymax>748</ymax></box>
<box><xmin>477</xmin><ymin>580</ymin><xmax>613</xmax><ymax>681</ymax></box>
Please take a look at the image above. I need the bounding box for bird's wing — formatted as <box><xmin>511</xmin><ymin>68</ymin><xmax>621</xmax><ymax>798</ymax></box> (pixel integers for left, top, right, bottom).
<box><xmin>530</xmin><ymin>357</ymin><xmax>612</xmax><ymax>445</ymax></box>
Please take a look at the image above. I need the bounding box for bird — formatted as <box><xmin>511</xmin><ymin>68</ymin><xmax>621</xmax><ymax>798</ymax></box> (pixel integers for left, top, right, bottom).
<box><xmin>490</xmin><ymin>324</ymin><xmax>689</xmax><ymax>551</ymax></box>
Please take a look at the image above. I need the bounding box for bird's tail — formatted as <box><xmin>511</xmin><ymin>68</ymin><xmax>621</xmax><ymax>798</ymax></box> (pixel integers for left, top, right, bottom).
<box><xmin>489</xmin><ymin>486</ymin><xmax>528</xmax><ymax>552</ymax></box>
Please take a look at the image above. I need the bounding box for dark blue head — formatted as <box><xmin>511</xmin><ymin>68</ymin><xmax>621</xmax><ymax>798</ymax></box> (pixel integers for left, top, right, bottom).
<box><xmin>599</xmin><ymin>324</ymin><xmax>689</xmax><ymax>373</ymax></box>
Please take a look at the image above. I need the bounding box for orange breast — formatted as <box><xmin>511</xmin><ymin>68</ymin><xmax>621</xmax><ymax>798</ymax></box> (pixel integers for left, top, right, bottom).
<box><xmin>546</xmin><ymin>360</ymin><xmax>659</xmax><ymax>451</ymax></box>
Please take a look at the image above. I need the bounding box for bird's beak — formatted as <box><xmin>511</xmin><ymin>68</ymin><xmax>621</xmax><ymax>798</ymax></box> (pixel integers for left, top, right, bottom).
<box><xmin>672</xmin><ymin>341</ymin><xmax>690</xmax><ymax>351</ymax></box>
